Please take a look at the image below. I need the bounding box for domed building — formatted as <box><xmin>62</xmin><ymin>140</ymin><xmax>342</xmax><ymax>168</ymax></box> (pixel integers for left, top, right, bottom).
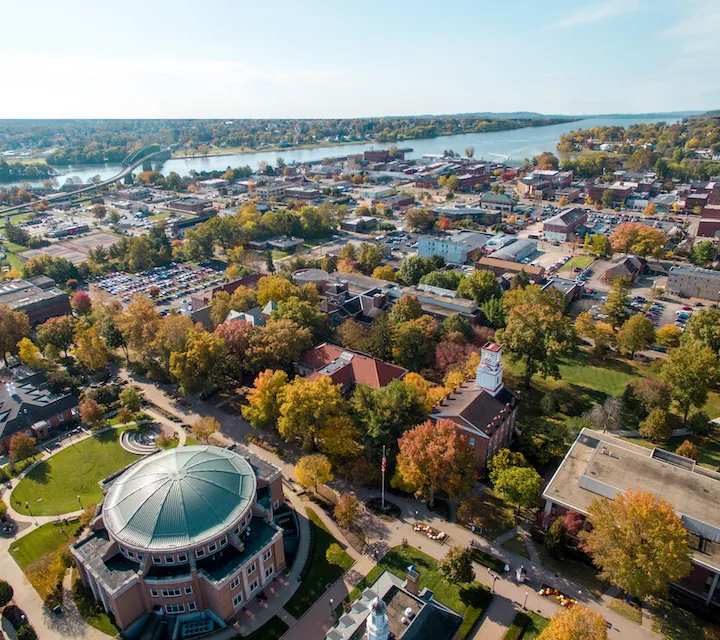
<box><xmin>72</xmin><ymin>445</ymin><xmax>286</xmax><ymax>634</ymax></box>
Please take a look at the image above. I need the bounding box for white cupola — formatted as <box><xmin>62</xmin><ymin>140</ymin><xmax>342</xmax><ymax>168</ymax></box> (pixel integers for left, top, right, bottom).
<box><xmin>474</xmin><ymin>342</ymin><xmax>504</xmax><ymax>397</ymax></box>
<box><xmin>366</xmin><ymin>596</ymin><xmax>389</xmax><ymax>640</ymax></box>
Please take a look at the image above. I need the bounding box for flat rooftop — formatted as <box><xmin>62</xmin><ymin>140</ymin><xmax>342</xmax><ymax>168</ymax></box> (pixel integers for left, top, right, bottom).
<box><xmin>544</xmin><ymin>429</ymin><xmax>720</xmax><ymax>570</ymax></box>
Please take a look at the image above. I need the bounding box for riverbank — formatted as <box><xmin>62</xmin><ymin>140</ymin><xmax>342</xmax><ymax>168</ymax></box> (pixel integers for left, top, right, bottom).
<box><xmin>171</xmin><ymin>139</ymin><xmax>371</xmax><ymax>160</ymax></box>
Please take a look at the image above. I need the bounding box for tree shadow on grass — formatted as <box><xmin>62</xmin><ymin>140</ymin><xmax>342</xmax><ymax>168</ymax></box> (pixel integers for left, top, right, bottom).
<box><xmin>27</xmin><ymin>460</ymin><xmax>51</xmax><ymax>484</ymax></box>
<box><xmin>94</xmin><ymin>429</ymin><xmax>117</xmax><ymax>444</ymax></box>
<box><xmin>459</xmin><ymin>582</ymin><xmax>493</xmax><ymax>609</ymax></box>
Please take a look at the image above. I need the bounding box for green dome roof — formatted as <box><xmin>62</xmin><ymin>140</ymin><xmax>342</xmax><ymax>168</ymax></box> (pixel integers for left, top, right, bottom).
<box><xmin>104</xmin><ymin>445</ymin><xmax>256</xmax><ymax>551</ymax></box>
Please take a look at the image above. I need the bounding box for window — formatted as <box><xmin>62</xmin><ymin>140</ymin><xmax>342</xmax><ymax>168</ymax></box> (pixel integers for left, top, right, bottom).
<box><xmin>58</xmin><ymin>414</ymin><xmax>64</xmax><ymax>423</ymax></box>
<box><xmin>150</xmin><ymin>589</ymin><xmax>158</xmax><ymax>597</ymax></box>
<box><xmin>230</xmin><ymin>577</ymin><xmax>240</xmax><ymax>590</ymax></box>
<box><xmin>188</xmin><ymin>601</ymin><xmax>197</xmax><ymax>612</ymax></box>
<box><xmin>247</xmin><ymin>563</ymin><xmax>256</xmax><ymax>575</ymax></box>
<box><xmin>220</xmin><ymin>535</ymin><xmax>228</xmax><ymax>547</ymax></box>
<box><xmin>165</xmin><ymin>604</ymin><xmax>185</xmax><ymax>614</ymax></box>
<box><xmin>208</xmin><ymin>542</ymin><xmax>217</xmax><ymax>553</ymax></box>
<box><xmin>184</xmin><ymin>586</ymin><xmax>193</xmax><ymax>595</ymax></box>
<box><xmin>468</xmin><ymin>437</ymin><xmax>475</xmax><ymax>446</ymax></box>
<box><xmin>152</xmin><ymin>556</ymin><xmax>162</xmax><ymax>565</ymax></box>
<box><xmin>232</xmin><ymin>594</ymin><xmax>243</xmax><ymax>608</ymax></box>
<box><xmin>262</xmin><ymin>549</ymin><xmax>272</xmax><ymax>562</ymax></box>
<box><xmin>264</xmin><ymin>565</ymin><xmax>273</xmax><ymax>578</ymax></box>
<box><xmin>119</xmin><ymin>546</ymin><xmax>126</xmax><ymax>554</ymax></box>
<box><xmin>137</xmin><ymin>554</ymin><xmax>144</xmax><ymax>562</ymax></box>
<box><xmin>273</xmin><ymin>499</ymin><xmax>279</xmax><ymax>510</ymax></box>
<box><xmin>161</xmin><ymin>588</ymin><xmax>182</xmax><ymax>597</ymax></box>
<box><xmin>233</xmin><ymin>525</ymin><xmax>240</xmax><ymax>535</ymax></box>
<box><xmin>177</xmin><ymin>553</ymin><xmax>187</xmax><ymax>563</ymax></box>
<box><xmin>249</xmin><ymin>579</ymin><xmax>259</xmax><ymax>593</ymax></box>
<box><xmin>165</xmin><ymin>556</ymin><xmax>175</xmax><ymax>564</ymax></box>
<box><xmin>195</xmin><ymin>548</ymin><xmax>205</xmax><ymax>559</ymax></box>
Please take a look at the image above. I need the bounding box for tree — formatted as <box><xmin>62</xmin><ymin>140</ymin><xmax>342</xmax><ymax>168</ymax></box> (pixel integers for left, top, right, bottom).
<box><xmin>581</xmin><ymin>488</ymin><xmax>691</xmax><ymax>600</ymax></box>
<box><xmin>496</xmin><ymin>304</ymin><xmax>576</xmax><ymax>388</ymax></box>
<box><xmin>537</xmin><ymin>605</ymin><xmax>607</xmax><ymax>640</ymax></box>
<box><xmin>558</xmin><ymin>196</ymin><xmax>568</xmax><ymax>207</ymax></box>
<box><xmin>655</xmin><ymin>324</ymin><xmax>682</xmax><ymax>349</ymax></box>
<box><xmin>661</xmin><ymin>342</ymin><xmax>720</xmax><ymax>422</ymax></box>
<box><xmin>215</xmin><ymin>319</ymin><xmax>255</xmax><ymax>380</ymax></box>
<box><xmin>100</xmin><ymin>316</ymin><xmax>129</xmax><ymax>361</ymax></box>
<box><xmin>37</xmin><ymin>315</ymin><xmax>76</xmax><ymax>358</ymax></box>
<box><xmin>242</xmin><ymin>369</ymin><xmax>288</xmax><ymax>428</ymax></box>
<box><xmin>273</xmin><ymin>297</ymin><xmax>329</xmax><ymax>343</ymax></box>
<box><xmin>493</xmin><ymin>466</ymin><xmax>543</xmax><ymax>510</ymax></box>
<box><xmin>0</xmin><ymin>305</ymin><xmax>31</xmax><ymax>364</ymax></box>
<box><xmin>367</xmin><ymin>312</ymin><xmax>393</xmax><ymax>361</ymax></box>
<box><xmin>676</xmin><ymin>440</ymin><xmax>698</xmax><ymax>460</ymax></box>
<box><xmin>295</xmin><ymin>454</ymin><xmax>333</xmax><ymax>493</ymax></box>
<box><xmin>334</xmin><ymin>493</ymin><xmax>361</xmax><ymax>529</ymax></box>
<box><xmin>544</xmin><ymin>518</ymin><xmax>567</xmax><ymax>558</ymax></box>
<box><xmin>457</xmin><ymin>270</ymin><xmax>500</xmax><ymax>304</ymax></box>
<box><xmin>395</xmin><ymin>419</ymin><xmax>474</xmax><ymax>507</ymax></box>
<box><xmin>17</xmin><ymin>338</ymin><xmax>44</xmax><ymax>370</ymax></box>
<box><xmin>191</xmin><ymin>416</ymin><xmax>220</xmax><ymax>443</ymax></box>
<box><xmin>278</xmin><ymin>376</ymin><xmax>359</xmax><ymax>457</ymax></box>
<box><xmin>617</xmin><ymin>314</ymin><xmax>655</xmax><ymax>356</ymax></box>
<box><xmin>71</xmin><ymin>290</ymin><xmax>92</xmax><ymax>315</ymax></box>
<box><xmin>79</xmin><ymin>398</ymin><xmax>104</xmax><ymax>427</ymax></box>
<box><xmin>326</xmin><ymin>543</ymin><xmax>347</xmax><ymax>567</ymax></box>
<box><xmin>357</xmin><ymin>243</ymin><xmax>384</xmax><ymax>275</ymax></box>
<box><xmin>688</xmin><ymin>411</ymin><xmax>711</xmax><ymax>436</ymax></box>
<box><xmin>372</xmin><ymin>265</ymin><xmax>396</xmax><ymax>281</ymax></box>
<box><xmin>398</xmin><ymin>255</ymin><xmax>431</xmax><ymax>285</ymax></box>
<box><xmin>9</xmin><ymin>433</ymin><xmax>36</xmax><ymax>461</ymax></box>
<box><xmin>481</xmin><ymin>297</ymin><xmax>505</xmax><ymax>329</ymax></box>
<box><xmin>488</xmin><ymin>448</ymin><xmax>529</xmax><ymax>484</ymax></box>
<box><xmin>603</xmin><ymin>277</ymin><xmax>631</xmax><ymax>327</ymax></box>
<box><xmin>465</xmin><ymin>146</ymin><xmax>475</xmax><ymax>159</ymax></box>
<box><xmin>74</xmin><ymin>325</ymin><xmax>110</xmax><ymax>371</ymax></box>
<box><xmin>583</xmin><ymin>397</ymin><xmax>621</xmax><ymax>433</ymax></box>
<box><xmin>170</xmin><ymin>328</ymin><xmax>227</xmax><ymax>394</ymax></box>
<box><xmin>256</xmin><ymin>276</ymin><xmax>300</xmax><ymax>307</ymax></box>
<box><xmin>338</xmin><ymin>319</ymin><xmax>369</xmax><ymax>352</ymax></box>
<box><xmin>405</xmin><ymin>208</ymin><xmax>436</xmax><ymax>231</ymax></box>
<box><xmin>389</xmin><ymin>295</ymin><xmax>423</xmax><ymax>323</ymax></box>
<box><xmin>639</xmin><ymin>409</ymin><xmax>670</xmax><ymax>442</ymax></box>
<box><xmin>391</xmin><ymin>316</ymin><xmax>438</xmax><ymax>371</ymax></box>
<box><xmin>690</xmin><ymin>240</ymin><xmax>715</xmax><ymax>266</ymax></box>
<box><xmin>590</xmin><ymin>234</ymin><xmax>613</xmax><ymax>257</ymax></box>
<box><xmin>601</xmin><ymin>189</ymin><xmax>614</xmax><ymax>208</ymax></box>
<box><xmin>245</xmin><ymin>319</ymin><xmax>312</xmax><ymax>374</ymax></box>
<box><xmin>0</xmin><ymin>580</ymin><xmax>13</xmax><ymax>607</ymax></box>
<box><xmin>682</xmin><ymin>308</ymin><xmax>720</xmax><ymax>351</ymax></box>
<box><xmin>438</xmin><ymin>546</ymin><xmax>475</xmax><ymax>585</ymax></box>
<box><xmin>16</xmin><ymin>625</ymin><xmax>37</xmax><ymax>640</ymax></box>
<box><xmin>609</xmin><ymin>223</ymin><xmax>667</xmax><ymax>257</ymax></box>
<box><xmin>352</xmin><ymin>379</ymin><xmax>428</xmax><ymax>455</ymax></box>
<box><xmin>643</xmin><ymin>203</ymin><xmax>657</xmax><ymax>217</ymax></box>
<box><xmin>115</xmin><ymin>295</ymin><xmax>162</xmax><ymax>361</ymax></box>
<box><xmin>119</xmin><ymin>387</ymin><xmax>143</xmax><ymax>413</ymax></box>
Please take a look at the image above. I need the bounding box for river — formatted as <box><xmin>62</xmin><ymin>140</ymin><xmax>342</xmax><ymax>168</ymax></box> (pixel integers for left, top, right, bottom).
<box><xmin>13</xmin><ymin>115</ymin><xmax>681</xmax><ymax>189</ymax></box>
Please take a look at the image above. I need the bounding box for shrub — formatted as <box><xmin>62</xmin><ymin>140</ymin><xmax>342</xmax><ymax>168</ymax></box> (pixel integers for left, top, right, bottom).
<box><xmin>688</xmin><ymin>411</ymin><xmax>711</xmax><ymax>436</ymax></box>
<box><xmin>326</xmin><ymin>543</ymin><xmax>346</xmax><ymax>567</ymax></box>
<box><xmin>16</xmin><ymin>625</ymin><xmax>37</xmax><ymax>640</ymax></box>
<box><xmin>504</xmin><ymin>611</ymin><xmax>530</xmax><ymax>640</ymax></box>
<box><xmin>676</xmin><ymin>440</ymin><xmax>698</xmax><ymax>460</ymax></box>
<box><xmin>544</xmin><ymin>518</ymin><xmax>567</xmax><ymax>558</ymax></box>
<box><xmin>0</xmin><ymin>579</ymin><xmax>13</xmax><ymax>607</ymax></box>
<box><xmin>469</xmin><ymin>548</ymin><xmax>505</xmax><ymax>573</ymax></box>
<box><xmin>639</xmin><ymin>409</ymin><xmax>670</xmax><ymax>443</ymax></box>
<box><xmin>540</xmin><ymin>392</ymin><xmax>558</xmax><ymax>416</ymax></box>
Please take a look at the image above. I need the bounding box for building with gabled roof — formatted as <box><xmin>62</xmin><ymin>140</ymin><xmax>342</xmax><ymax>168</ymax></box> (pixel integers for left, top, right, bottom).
<box><xmin>297</xmin><ymin>343</ymin><xmax>406</xmax><ymax>396</ymax></box>
<box><xmin>430</xmin><ymin>342</ymin><xmax>518</xmax><ymax>471</ymax></box>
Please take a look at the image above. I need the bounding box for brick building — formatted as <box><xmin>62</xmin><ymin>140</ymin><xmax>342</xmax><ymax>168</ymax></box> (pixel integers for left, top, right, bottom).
<box><xmin>0</xmin><ymin>277</ymin><xmax>71</xmax><ymax>325</ymax></box>
<box><xmin>542</xmin><ymin>207</ymin><xmax>588</xmax><ymax>242</ymax></box>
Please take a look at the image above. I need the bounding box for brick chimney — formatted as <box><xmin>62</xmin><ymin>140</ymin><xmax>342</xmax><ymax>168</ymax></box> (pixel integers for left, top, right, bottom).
<box><xmin>403</xmin><ymin>566</ymin><xmax>420</xmax><ymax>595</ymax></box>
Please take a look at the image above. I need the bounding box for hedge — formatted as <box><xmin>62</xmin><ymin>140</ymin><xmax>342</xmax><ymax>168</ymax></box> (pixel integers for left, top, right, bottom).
<box><xmin>470</xmin><ymin>548</ymin><xmax>506</xmax><ymax>573</ymax></box>
<box><xmin>503</xmin><ymin>611</ymin><xmax>530</xmax><ymax>640</ymax></box>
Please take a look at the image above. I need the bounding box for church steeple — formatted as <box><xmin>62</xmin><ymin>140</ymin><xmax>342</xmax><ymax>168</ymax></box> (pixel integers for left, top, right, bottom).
<box><xmin>366</xmin><ymin>596</ymin><xmax>389</xmax><ymax>640</ymax></box>
<box><xmin>474</xmin><ymin>342</ymin><xmax>504</xmax><ymax>397</ymax></box>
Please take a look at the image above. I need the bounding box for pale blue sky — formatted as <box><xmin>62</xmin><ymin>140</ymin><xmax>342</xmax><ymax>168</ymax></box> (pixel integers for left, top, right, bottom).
<box><xmin>2</xmin><ymin>0</ymin><xmax>718</xmax><ymax>118</ymax></box>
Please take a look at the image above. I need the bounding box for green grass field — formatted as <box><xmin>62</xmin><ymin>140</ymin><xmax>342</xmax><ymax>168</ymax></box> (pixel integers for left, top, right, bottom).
<box><xmin>9</xmin><ymin>520</ymin><xmax>83</xmax><ymax>569</ymax></box>
<box><xmin>345</xmin><ymin>546</ymin><xmax>492</xmax><ymax>639</ymax></box>
<box><xmin>607</xmin><ymin>596</ymin><xmax>642</xmax><ymax>624</ymax></box>
<box><xmin>520</xmin><ymin>612</ymin><xmax>549</xmax><ymax>639</ymax></box>
<box><xmin>10</xmin><ymin>428</ymin><xmax>141</xmax><ymax>516</ymax></box>
<box><xmin>559</xmin><ymin>254</ymin><xmax>594</xmax><ymax>272</ymax></box>
<box><xmin>283</xmin><ymin>507</ymin><xmax>354</xmax><ymax>618</ymax></box>
<box><xmin>502</xmin><ymin>535</ymin><xmax>530</xmax><ymax>559</ymax></box>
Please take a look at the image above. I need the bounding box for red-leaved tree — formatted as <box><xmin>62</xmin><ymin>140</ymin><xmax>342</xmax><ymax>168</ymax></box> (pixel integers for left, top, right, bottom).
<box><xmin>72</xmin><ymin>290</ymin><xmax>92</xmax><ymax>315</ymax></box>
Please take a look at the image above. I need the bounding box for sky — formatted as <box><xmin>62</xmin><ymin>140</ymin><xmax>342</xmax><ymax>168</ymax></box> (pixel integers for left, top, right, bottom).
<box><xmin>1</xmin><ymin>0</ymin><xmax>718</xmax><ymax>119</ymax></box>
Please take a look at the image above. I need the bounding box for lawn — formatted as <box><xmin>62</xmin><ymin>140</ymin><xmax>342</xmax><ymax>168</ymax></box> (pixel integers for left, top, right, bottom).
<box><xmin>9</xmin><ymin>520</ymin><xmax>83</xmax><ymax>569</ymax></box>
<box><xmin>559</xmin><ymin>255</ymin><xmax>594</xmax><ymax>272</ymax></box>
<box><xmin>501</xmin><ymin>535</ymin><xmax>530</xmax><ymax>560</ymax></box>
<box><xmin>536</xmin><ymin>547</ymin><xmax>608</xmax><ymax>599</ymax></box>
<box><xmin>238</xmin><ymin>616</ymin><xmax>289</xmax><ymax>639</ymax></box>
<box><xmin>459</xmin><ymin>489</ymin><xmax>519</xmax><ymax>541</ymax></box>
<box><xmin>184</xmin><ymin>435</ymin><xmax>201</xmax><ymax>446</ymax></box>
<box><xmin>72</xmin><ymin>575</ymin><xmax>120</xmax><ymax>637</ymax></box>
<box><xmin>10</xmin><ymin>428</ymin><xmax>141</xmax><ymax>516</ymax></box>
<box><xmin>345</xmin><ymin>546</ymin><xmax>492</xmax><ymax>640</ymax></box>
<box><xmin>652</xmin><ymin>598</ymin><xmax>720</xmax><ymax>639</ymax></box>
<box><xmin>283</xmin><ymin>507</ymin><xmax>354</xmax><ymax>618</ymax></box>
<box><xmin>504</xmin><ymin>611</ymin><xmax>549</xmax><ymax>640</ymax></box>
<box><xmin>607</xmin><ymin>596</ymin><xmax>642</xmax><ymax>624</ymax></box>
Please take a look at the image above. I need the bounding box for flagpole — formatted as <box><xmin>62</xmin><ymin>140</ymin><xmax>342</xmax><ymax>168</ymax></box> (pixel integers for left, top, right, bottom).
<box><xmin>381</xmin><ymin>445</ymin><xmax>386</xmax><ymax>511</ymax></box>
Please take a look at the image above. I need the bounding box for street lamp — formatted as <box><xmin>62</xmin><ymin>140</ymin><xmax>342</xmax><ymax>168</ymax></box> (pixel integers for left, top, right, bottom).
<box><xmin>329</xmin><ymin>598</ymin><xmax>335</xmax><ymax>623</ymax></box>
<box><xmin>77</xmin><ymin>495</ymin><xmax>82</xmax><ymax>510</ymax></box>
<box><xmin>524</xmin><ymin>592</ymin><xmax>529</xmax><ymax>610</ymax></box>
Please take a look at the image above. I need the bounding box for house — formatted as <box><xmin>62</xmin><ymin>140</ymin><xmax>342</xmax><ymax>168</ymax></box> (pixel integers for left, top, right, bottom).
<box><xmin>0</xmin><ymin>381</ymin><xmax>78</xmax><ymax>454</ymax></box>
<box><xmin>475</xmin><ymin>257</ymin><xmax>545</xmax><ymax>282</ymax></box>
<box><xmin>0</xmin><ymin>277</ymin><xmax>71</xmax><ymax>325</ymax></box>
<box><xmin>296</xmin><ymin>343</ymin><xmax>406</xmax><ymax>396</ymax></box>
<box><xmin>542</xmin><ymin>429</ymin><xmax>720</xmax><ymax>609</ymax></box>
<box><xmin>667</xmin><ymin>265</ymin><xmax>720</xmax><ymax>301</ymax></box>
<box><xmin>430</xmin><ymin>342</ymin><xmax>518</xmax><ymax>471</ymax></box>
<box><xmin>601</xmin><ymin>254</ymin><xmax>647</xmax><ymax>283</ymax></box>
<box><xmin>418</xmin><ymin>231</ymin><xmax>492</xmax><ymax>263</ymax></box>
<box><xmin>341</xmin><ymin>216</ymin><xmax>378</xmax><ymax>233</ymax></box>
<box><xmin>324</xmin><ymin>567</ymin><xmax>463</xmax><ymax>640</ymax></box>
<box><xmin>479</xmin><ymin>192</ymin><xmax>515</xmax><ymax>211</ymax></box>
<box><xmin>72</xmin><ymin>446</ymin><xmax>286</xmax><ymax>632</ymax></box>
<box><xmin>542</xmin><ymin>207</ymin><xmax>588</xmax><ymax>242</ymax></box>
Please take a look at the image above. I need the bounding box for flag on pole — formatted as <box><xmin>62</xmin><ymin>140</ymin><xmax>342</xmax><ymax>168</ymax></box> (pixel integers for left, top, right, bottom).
<box><xmin>381</xmin><ymin>454</ymin><xmax>387</xmax><ymax>473</ymax></box>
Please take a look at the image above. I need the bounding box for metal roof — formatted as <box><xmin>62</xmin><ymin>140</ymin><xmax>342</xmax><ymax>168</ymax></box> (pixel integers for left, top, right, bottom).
<box><xmin>104</xmin><ymin>446</ymin><xmax>256</xmax><ymax>552</ymax></box>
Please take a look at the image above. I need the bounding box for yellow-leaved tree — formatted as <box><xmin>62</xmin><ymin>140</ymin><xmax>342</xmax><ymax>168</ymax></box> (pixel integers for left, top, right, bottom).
<box><xmin>538</xmin><ymin>604</ymin><xmax>607</xmax><ymax>640</ymax></box>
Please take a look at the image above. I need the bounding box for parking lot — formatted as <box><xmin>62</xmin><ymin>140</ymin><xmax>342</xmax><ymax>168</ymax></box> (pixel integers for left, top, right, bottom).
<box><xmin>90</xmin><ymin>262</ymin><xmax>225</xmax><ymax>308</ymax></box>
